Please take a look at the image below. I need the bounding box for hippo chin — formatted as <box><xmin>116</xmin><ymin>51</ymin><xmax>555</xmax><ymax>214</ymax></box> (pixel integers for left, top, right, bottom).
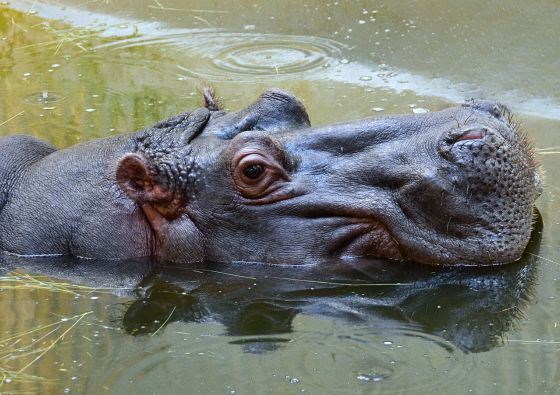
<box><xmin>0</xmin><ymin>88</ymin><xmax>541</xmax><ymax>266</ymax></box>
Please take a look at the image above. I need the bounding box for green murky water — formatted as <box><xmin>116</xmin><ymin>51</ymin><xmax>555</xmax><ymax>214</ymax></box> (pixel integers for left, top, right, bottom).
<box><xmin>0</xmin><ymin>1</ymin><xmax>559</xmax><ymax>394</ymax></box>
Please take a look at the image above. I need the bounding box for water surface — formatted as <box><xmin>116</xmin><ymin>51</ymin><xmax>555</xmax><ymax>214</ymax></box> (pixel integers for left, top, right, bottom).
<box><xmin>0</xmin><ymin>1</ymin><xmax>559</xmax><ymax>394</ymax></box>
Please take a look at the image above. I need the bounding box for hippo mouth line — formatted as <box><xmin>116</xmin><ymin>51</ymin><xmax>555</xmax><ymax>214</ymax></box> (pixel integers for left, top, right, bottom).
<box><xmin>335</xmin><ymin>220</ymin><xmax>403</xmax><ymax>261</ymax></box>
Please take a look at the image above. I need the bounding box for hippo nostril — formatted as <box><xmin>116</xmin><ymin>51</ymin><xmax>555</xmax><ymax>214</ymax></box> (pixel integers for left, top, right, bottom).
<box><xmin>446</xmin><ymin>127</ymin><xmax>487</xmax><ymax>144</ymax></box>
<box><xmin>456</xmin><ymin>128</ymin><xmax>486</xmax><ymax>142</ymax></box>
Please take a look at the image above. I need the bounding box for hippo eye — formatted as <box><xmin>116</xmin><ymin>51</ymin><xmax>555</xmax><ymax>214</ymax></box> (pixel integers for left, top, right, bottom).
<box><xmin>243</xmin><ymin>164</ymin><xmax>264</xmax><ymax>180</ymax></box>
<box><xmin>232</xmin><ymin>150</ymin><xmax>290</xmax><ymax>200</ymax></box>
<box><xmin>237</xmin><ymin>154</ymin><xmax>271</xmax><ymax>186</ymax></box>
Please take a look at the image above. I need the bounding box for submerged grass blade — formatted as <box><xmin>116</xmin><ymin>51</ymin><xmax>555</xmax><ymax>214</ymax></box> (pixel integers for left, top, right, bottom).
<box><xmin>528</xmin><ymin>252</ymin><xmax>560</xmax><ymax>265</ymax></box>
<box><xmin>0</xmin><ymin>271</ymin><xmax>131</xmax><ymax>295</ymax></box>
<box><xmin>0</xmin><ymin>312</ymin><xmax>93</xmax><ymax>388</ymax></box>
<box><xmin>507</xmin><ymin>339</ymin><xmax>560</xmax><ymax>345</ymax></box>
<box><xmin>16</xmin><ymin>312</ymin><xmax>92</xmax><ymax>375</ymax></box>
<box><xmin>151</xmin><ymin>307</ymin><xmax>176</xmax><ymax>337</ymax></box>
<box><xmin>0</xmin><ymin>368</ymin><xmax>56</xmax><ymax>385</ymax></box>
<box><xmin>0</xmin><ymin>312</ymin><xmax>91</xmax><ymax>346</ymax></box>
<box><xmin>0</xmin><ymin>111</ymin><xmax>25</xmax><ymax>128</ymax></box>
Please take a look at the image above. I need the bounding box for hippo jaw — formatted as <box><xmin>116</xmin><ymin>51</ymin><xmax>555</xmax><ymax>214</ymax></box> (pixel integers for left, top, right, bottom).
<box><xmin>116</xmin><ymin>90</ymin><xmax>541</xmax><ymax>266</ymax></box>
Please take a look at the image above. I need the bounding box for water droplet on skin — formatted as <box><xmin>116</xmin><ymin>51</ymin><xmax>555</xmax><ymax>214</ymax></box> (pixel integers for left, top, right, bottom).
<box><xmin>289</xmin><ymin>378</ymin><xmax>300</xmax><ymax>384</ymax></box>
<box><xmin>383</xmin><ymin>340</ymin><xmax>393</xmax><ymax>345</ymax></box>
<box><xmin>85</xmin><ymin>108</ymin><xmax>96</xmax><ymax>113</ymax></box>
<box><xmin>372</xmin><ymin>107</ymin><xmax>384</xmax><ymax>112</ymax></box>
<box><xmin>358</xmin><ymin>20</ymin><xmax>366</xmax><ymax>24</ymax></box>
<box><xmin>51</xmin><ymin>64</ymin><xmax>60</xmax><ymax>68</ymax></box>
<box><xmin>90</xmin><ymin>296</ymin><xmax>99</xmax><ymax>299</ymax></box>
<box><xmin>4</xmin><ymin>378</ymin><xmax>12</xmax><ymax>384</ymax></box>
<box><xmin>23</xmin><ymin>72</ymin><xmax>31</xmax><ymax>77</ymax></box>
<box><xmin>359</xmin><ymin>76</ymin><xmax>372</xmax><ymax>81</ymax></box>
<box><xmin>412</xmin><ymin>108</ymin><xmax>429</xmax><ymax>114</ymax></box>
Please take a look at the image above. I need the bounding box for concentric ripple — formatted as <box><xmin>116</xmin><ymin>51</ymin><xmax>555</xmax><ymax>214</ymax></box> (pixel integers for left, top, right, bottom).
<box><xmin>211</xmin><ymin>39</ymin><xmax>336</xmax><ymax>76</ymax></box>
<box><xmin>96</xmin><ymin>32</ymin><xmax>345</xmax><ymax>81</ymax></box>
<box><xmin>288</xmin><ymin>319</ymin><xmax>471</xmax><ymax>394</ymax></box>
<box><xmin>24</xmin><ymin>90</ymin><xmax>64</xmax><ymax>106</ymax></box>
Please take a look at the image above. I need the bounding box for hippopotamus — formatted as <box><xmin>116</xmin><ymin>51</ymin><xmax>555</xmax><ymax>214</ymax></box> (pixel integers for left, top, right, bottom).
<box><xmin>0</xmin><ymin>88</ymin><xmax>541</xmax><ymax>265</ymax></box>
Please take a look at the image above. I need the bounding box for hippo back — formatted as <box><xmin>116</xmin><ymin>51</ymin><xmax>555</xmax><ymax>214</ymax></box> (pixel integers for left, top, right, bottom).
<box><xmin>0</xmin><ymin>135</ymin><xmax>56</xmax><ymax>213</ymax></box>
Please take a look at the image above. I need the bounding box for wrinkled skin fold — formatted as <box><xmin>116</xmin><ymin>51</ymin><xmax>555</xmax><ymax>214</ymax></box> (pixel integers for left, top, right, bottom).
<box><xmin>0</xmin><ymin>89</ymin><xmax>542</xmax><ymax>265</ymax></box>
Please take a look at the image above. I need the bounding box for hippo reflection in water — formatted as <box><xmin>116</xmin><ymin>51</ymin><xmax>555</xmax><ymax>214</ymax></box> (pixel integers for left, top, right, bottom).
<box><xmin>0</xmin><ymin>216</ymin><xmax>543</xmax><ymax>353</ymax></box>
<box><xmin>0</xmin><ymin>89</ymin><xmax>541</xmax><ymax>265</ymax></box>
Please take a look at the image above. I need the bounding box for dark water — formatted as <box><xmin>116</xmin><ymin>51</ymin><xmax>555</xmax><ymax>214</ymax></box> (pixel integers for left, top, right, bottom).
<box><xmin>0</xmin><ymin>1</ymin><xmax>559</xmax><ymax>394</ymax></box>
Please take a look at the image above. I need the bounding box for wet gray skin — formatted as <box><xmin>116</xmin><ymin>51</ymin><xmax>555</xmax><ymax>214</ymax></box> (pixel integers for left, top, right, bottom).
<box><xmin>0</xmin><ymin>89</ymin><xmax>541</xmax><ymax>265</ymax></box>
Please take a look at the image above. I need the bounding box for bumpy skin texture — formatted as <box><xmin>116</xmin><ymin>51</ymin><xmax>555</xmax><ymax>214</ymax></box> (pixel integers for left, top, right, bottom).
<box><xmin>0</xmin><ymin>89</ymin><xmax>541</xmax><ymax>265</ymax></box>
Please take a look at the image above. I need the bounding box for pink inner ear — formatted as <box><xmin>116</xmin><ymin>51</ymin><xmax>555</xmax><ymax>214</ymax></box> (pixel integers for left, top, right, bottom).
<box><xmin>457</xmin><ymin>129</ymin><xmax>485</xmax><ymax>141</ymax></box>
<box><xmin>117</xmin><ymin>153</ymin><xmax>187</xmax><ymax>220</ymax></box>
<box><xmin>116</xmin><ymin>153</ymin><xmax>152</xmax><ymax>201</ymax></box>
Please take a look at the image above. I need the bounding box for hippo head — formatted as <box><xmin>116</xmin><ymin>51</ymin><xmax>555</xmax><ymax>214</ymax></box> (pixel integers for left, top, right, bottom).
<box><xmin>116</xmin><ymin>89</ymin><xmax>541</xmax><ymax>266</ymax></box>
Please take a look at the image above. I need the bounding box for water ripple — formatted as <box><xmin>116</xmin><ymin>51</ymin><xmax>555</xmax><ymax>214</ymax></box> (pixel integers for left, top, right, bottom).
<box><xmin>97</xmin><ymin>32</ymin><xmax>345</xmax><ymax>81</ymax></box>
<box><xmin>302</xmin><ymin>324</ymin><xmax>470</xmax><ymax>394</ymax></box>
<box><xmin>24</xmin><ymin>90</ymin><xmax>64</xmax><ymax>106</ymax></box>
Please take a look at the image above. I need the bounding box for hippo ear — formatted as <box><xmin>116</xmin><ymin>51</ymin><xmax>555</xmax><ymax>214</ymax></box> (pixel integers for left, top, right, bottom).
<box><xmin>116</xmin><ymin>153</ymin><xmax>184</xmax><ymax>219</ymax></box>
<box><xmin>204</xmin><ymin>89</ymin><xmax>311</xmax><ymax>139</ymax></box>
